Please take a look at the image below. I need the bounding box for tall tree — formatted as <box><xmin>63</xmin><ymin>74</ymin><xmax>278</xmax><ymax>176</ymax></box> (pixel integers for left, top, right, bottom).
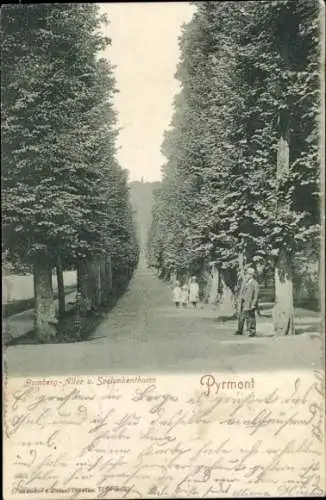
<box><xmin>236</xmin><ymin>0</ymin><xmax>321</xmax><ymax>334</ymax></box>
<box><xmin>148</xmin><ymin>0</ymin><xmax>321</xmax><ymax>331</ymax></box>
<box><xmin>2</xmin><ymin>4</ymin><xmax>139</xmax><ymax>339</ymax></box>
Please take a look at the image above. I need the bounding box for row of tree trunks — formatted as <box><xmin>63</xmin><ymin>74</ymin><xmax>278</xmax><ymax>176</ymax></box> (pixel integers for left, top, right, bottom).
<box><xmin>77</xmin><ymin>258</ymin><xmax>92</xmax><ymax>313</ymax></box>
<box><xmin>77</xmin><ymin>253</ymin><xmax>113</xmax><ymax>314</ymax></box>
<box><xmin>204</xmin><ymin>263</ymin><xmax>236</xmax><ymax>316</ymax></box>
<box><xmin>32</xmin><ymin>249</ymin><xmax>114</xmax><ymax>341</ymax></box>
<box><xmin>93</xmin><ymin>255</ymin><xmax>102</xmax><ymax>309</ymax></box>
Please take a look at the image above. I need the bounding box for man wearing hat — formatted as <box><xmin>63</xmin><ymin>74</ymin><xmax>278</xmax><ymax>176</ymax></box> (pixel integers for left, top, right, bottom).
<box><xmin>234</xmin><ymin>267</ymin><xmax>259</xmax><ymax>337</ymax></box>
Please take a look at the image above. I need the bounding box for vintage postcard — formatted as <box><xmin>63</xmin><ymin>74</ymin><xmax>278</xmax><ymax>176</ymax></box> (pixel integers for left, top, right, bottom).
<box><xmin>2</xmin><ymin>1</ymin><xmax>325</xmax><ymax>498</ymax></box>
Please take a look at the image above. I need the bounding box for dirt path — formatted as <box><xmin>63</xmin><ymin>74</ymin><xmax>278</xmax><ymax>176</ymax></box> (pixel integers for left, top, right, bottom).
<box><xmin>5</xmin><ymin>268</ymin><xmax>322</xmax><ymax>377</ymax></box>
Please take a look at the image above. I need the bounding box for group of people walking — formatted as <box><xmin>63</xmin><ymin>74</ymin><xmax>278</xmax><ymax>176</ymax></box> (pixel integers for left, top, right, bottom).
<box><xmin>171</xmin><ymin>266</ymin><xmax>260</xmax><ymax>337</ymax></box>
<box><xmin>172</xmin><ymin>276</ymin><xmax>200</xmax><ymax>308</ymax></box>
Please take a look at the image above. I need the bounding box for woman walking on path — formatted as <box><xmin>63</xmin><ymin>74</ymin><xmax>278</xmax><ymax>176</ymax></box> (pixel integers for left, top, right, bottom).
<box><xmin>189</xmin><ymin>276</ymin><xmax>199</xmax><ymax>308</ymax></box>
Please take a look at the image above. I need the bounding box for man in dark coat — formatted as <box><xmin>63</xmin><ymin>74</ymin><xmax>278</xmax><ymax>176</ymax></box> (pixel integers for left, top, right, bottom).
<box><xmin>234</xmin><ymin>267</ymin><xmax>259</xmax><ymax>337</ymax></box>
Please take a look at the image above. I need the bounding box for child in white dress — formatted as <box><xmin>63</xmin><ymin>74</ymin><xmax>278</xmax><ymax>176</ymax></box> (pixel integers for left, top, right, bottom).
<box><xmin>181</xmin><ymin>284</ymin><xmax>189</xmax><ymax>308</ymax></box>
<box><xmin>189</xmin><ymin>276</ymin><xmax>199</xmax><ymax>308</ymax></box>
<box><xmin>172</xmin><ymin>280</ymin><xmax>182</xmax><ymax>308</ymax></box>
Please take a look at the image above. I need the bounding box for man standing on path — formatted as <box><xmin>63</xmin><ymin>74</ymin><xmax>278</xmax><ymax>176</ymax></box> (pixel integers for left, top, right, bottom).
<box><xmin>234</xmin><ymin>267</ymin><xmax>259</xmax><ymax>337</ymax></box>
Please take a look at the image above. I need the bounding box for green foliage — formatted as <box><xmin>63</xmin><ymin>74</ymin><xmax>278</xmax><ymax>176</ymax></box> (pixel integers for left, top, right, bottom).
<box><xmin>2</xmin><ymin>4</ymin><xmax>138</xmax><ymax>275</ymax></box>
<box><xmin>148</xmin><ymin>1</ymin><xmax>321</xmax><ymax>282</ymax></box>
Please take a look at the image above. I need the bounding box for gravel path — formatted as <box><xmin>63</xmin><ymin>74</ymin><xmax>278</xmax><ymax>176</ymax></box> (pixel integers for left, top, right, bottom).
<box><xmin>5</xmin><ymin>268</ymin><xmax>322</xmax><ymax>378</ymax></box>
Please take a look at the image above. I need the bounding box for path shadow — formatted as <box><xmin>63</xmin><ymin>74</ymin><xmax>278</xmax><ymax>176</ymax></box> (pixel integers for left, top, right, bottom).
<box><xmin>224</xmin><ymin>342</ymin><xmax>265</xmax><ymax>355</ymax></box>
<box><xmin>214</xmin><ymin>314</ymin><xmax>237</xmax><ymax>323</ymax></box>
<box><xmin>255</xmin><ymin>332</ymin><xmax>275</xmax><ymax>338</ymax></box>
<box><xmin>85</xmin><ymin>335</ymin><xmax>108</xmax><ymax>342</ymax></box>
<box><xmin>295</xmin><ymin>324</ymin><xmax>321</xmax><ymax>335</ymax></box>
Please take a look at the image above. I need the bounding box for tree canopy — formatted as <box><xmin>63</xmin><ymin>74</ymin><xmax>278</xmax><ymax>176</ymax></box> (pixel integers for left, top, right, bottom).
<box><xmin>2</xmin><ymin>4</ymin><xmax>139</xmax><ymax>339</ymax></box>
<box><xmin>148</xmin><ymin>0</ymin><xmax>321</xmax><ymax>290</ymax></box>
<box><xmin>2</xmin><ymin>4</ymin><xmax>139</xmax><ymax>274</ymax></box>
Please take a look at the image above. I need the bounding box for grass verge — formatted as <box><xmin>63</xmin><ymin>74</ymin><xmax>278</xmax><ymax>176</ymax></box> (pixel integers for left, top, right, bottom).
<box><xmin>3</xmin><ymin>285</ymin><xmax>76</xmax><ymax>318</ymax></box>
<box><xmin>5</xmin><ymin>284</ymin><xmax>128</xmax><ymax>346</ymax></box>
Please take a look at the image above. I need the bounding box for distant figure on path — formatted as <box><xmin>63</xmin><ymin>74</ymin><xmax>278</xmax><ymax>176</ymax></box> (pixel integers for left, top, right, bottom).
<box><xmin>170</xmin><ymin>267</ymin><xmax>177</xmax><ymax>285</ymax></box>
<box><xmin>234</xmin><ymin>267</ymin><xmax>259</xmax><ymax>337</ymax></box>
<box><xmin>189</xmin><ymin>276</ymin><xmax>199</xmax><ymax>308</ymax></box>
<box><xmin>181</xmin><ymin>283</ymin><xmax>189</xmax><ymax>308</ymax></box>
<box><xmin>172</xmin><ymin>280</ymin><xmax>182</xmax><ymax>308</ymax></box>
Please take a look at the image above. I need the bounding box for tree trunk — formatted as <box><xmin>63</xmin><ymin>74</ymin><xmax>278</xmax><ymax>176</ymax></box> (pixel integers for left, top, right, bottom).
<box><xmin>91</xmin><ymin>256</ymin><xmax>102</xmax><ymax>309</ymax></box>
<box><xmin>236</xmin><ymin>251</ymin><xmax>246</xmax><ymax>313</ymax></box>
<box><xmin>56</xmin><ymin>252</ymin><xmax>65</xmax><ymax>320</ymax></box>
<box><xmin>100</xmin><ymin>254</ymin><xmax>108</xmax><ymax>306</ymax></box>
<box><xmin>99</xmin><ymin>256</ymin><xmax>106</xmax><ymax>306</ymax></box>
<box><xmin>273</xmin><ymin>130</ymin><xmax>295</xmax><ymax>335</ymax></box>
<box><xmin>96</xmin><ymin>258</ymin><xmax>102</xmax><ymax>308</ymax></box>
<box><xmin>273</xmin><ymin>247</ymin><xmax>295</xmax><ymax>335</ymax></box>
<box><xmin>33</xmin><ymin>253</ymin><xmax>56</xmax><ymax>341</ymax></box>
<box><xmin>217</xmin><ymin>271</ymin><xmax>236</xmax><ymax>318</ymax></box>
<box><xmin>237</xmin><ymin>250</ymin><xmax>246</xmax><ymax>292</ymax></box>
<box><xmin>208</xmin><ymin>264</ymin><xmax>219</xmax><ymax>305</ymax></box>
<box><xmin>102</xmin><ymin>254</ymin><xmax>113</xmax><ymax>305</ymax></box>
<box><xmin>238</xmin><ymin>250</ymin><xmax>245</xmax><ymax>278</ymax></box>
<box><xmin>77</xmin><ymin>258</ymin><xmax>92</xmax><ymax>314</ymax></box>
<box><xmin>202</xmin><ymin>269</ymin><xmax>211</xmax><ymax>304</ymax></box>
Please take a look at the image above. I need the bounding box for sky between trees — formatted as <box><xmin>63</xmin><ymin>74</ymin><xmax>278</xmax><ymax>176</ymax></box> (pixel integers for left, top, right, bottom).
<box><xmin>99</xmin><ymin>2</ymin><xmax>195</xmax><ymax>183</ymax></box>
